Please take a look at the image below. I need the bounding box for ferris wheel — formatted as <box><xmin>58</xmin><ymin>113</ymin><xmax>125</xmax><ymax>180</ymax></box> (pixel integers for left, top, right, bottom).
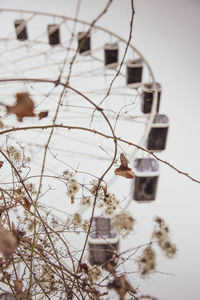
<box><xmin>0</xmin><ymin>9</ymin><xmax>170</xmax><ymax>297</ymax></box>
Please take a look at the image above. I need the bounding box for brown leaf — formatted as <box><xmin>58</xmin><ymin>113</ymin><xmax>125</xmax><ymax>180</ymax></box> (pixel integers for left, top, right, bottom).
<box><xmin>115</xmin><ymin>166</ymin><xmax>134</xmax><ymax>179</ymax></box>
<box><xmin>115</xmin><ymin>153</ymin><xmax>135</xmax><ymax>179</ymax></box>
<box><xmin>23</xmin><ymin>197</ymin><xmax>31</xmax><ymax>210</ymax></box>
<box><xmin>38</xmin><ymin>110</ymin><xmax>48</xmax><ymax>120</ymax></box>
<box><xmin>120</xmin><ymin>153</ymin><xmax>129</xmax><ymax>168</ymax></box>
<box><xmin>14</xmin><ymin>280</ymin><xmax>23</xmax><ymax>293</ymax></box>
<box><xmin>0</xmin><ymin>206</ymin><xmax>6</xmax><ymax>216</ymax></box>
<box><xmin>0</xmin><ymin>227</ymin><xmax>18</xmax><ymax>260</ymax></box>
<box><xmin>0</xmin><ymin>161</ymin><xmax>3</xmax><ymax>168</ymax></box>
<box><xmin>6</xmin><ymin>92</ymin><xmax>35</xmax><ymax>122</ymax></box>
<box><xmin>79</xmin><ymin>263</ymin><xmax>88</xmax><ymax>273</ymax></box>
<box><xmin>14</xmin><ymin>188</ymin><xmax>23</xmax><ymax>203</ymax></box>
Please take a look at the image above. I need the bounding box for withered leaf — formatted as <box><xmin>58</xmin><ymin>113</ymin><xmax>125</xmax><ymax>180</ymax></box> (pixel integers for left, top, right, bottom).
<box><xmin>14</xmin><ymin>280</ymin><xmax>23</xmax><ymax>293</ymax></box>
<box><xmin>6</xmin><ymin>92</ymin><xmax>35</xmax><ymax>122</ymax></box>
<box><xmin>0</xmin><ymin>206</ymin><xmax>6</xmax><ymax>216</ymax></box>
<box><xmin>23</xmin><ymin>197</ymin><xmax>31</xmax><ymax>210</ymax></box>
<box><xmin>0</xmin><ymin>161</ymin><xmax>3</xmax><ymax>168</ymax></box>
<box><xmin>38</xmin><ymin>110</ymin><xmax>48</xmax><ymax>120</ymax></box>
<box><xmin>115</xmin><ymin>153</ymin><xmax>135</xmax><ymax>179</ymax></box>
<box><xmin>14</xmin><ymin>188</ymin><xmax>23</xmax><ymax>203</ymax></box>
<box><xmin>115</xmin><ymin>166</ymin><xmax>135</xmax><ymax>179</ymax></box>
<box><xmin>0</xmin><ymin>227</ymin><xmax>18</xmax><ymax>261</ymax></box>
<box><xmin>79</xmin><ymin>263</ymin><xmax>88</xmax><ymax>273</ymax></box>
<box><xmin>120</xmin><ymin>153</ymin><xmax>129</xmax><ymax>168</ymax></box>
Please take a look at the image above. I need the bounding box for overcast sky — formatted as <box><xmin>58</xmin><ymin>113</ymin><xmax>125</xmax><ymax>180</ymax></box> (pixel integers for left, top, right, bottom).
<box><xmin>0</xmin><ymin>1</ymin><xmax>200</xmax><ymax>299</ymax></box>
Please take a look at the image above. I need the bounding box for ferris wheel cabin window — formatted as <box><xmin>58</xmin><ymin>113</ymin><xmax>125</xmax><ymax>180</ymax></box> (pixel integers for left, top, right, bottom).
<box><xmin>47</xmin><ymin>24</ymin><xmax>60</xmax><ymax>46</ymax></box>
<box><xmin>88</xmin><ymin>217</ymin><xmax>119</xmax><ymax>267</ymax></box>
<box><xmin>126</xmin><ymin>59</ymin><xmax>143</xmax><ymax>88</ymax></box>
<box><xmin>14</xmin><ymin>19</ymin><xmax>28</xmax><ymax>41</ymax></box>
<box><xmin>146</xmin><ymin>114</ymin><xmax>169</xmax><ymax>151</ymax></box>
<box><xmin>77</xmin><ymin>32</ymin><xmax>91</xmax><ymax>55</ymax></box>
<box><xmin>132</xmin><ymin>158</ymin><xmax>159</xmax><ymax>202</ymax></box>
<box><xmin>141</xmin><ymin>82</ymin><xmax>162</xmax><ymax>114</ymax></box>
<box><xmin>104</xmin><ymin>42</ymin><xmax>118</xmax><ymax>69</ymax></box>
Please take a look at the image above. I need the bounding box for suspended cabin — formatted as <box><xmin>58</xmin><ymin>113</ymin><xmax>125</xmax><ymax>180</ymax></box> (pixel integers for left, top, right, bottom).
<box><xmin>88</xmin><ymin>217</ymin><xmax>119</xmax><ymax>268</ymax></box>
<box><xmin>14</xmin><ymin>19</ymin><xmax>28</xmax><ymax>41</ymax></box>
<box><xmin>104</xmin><ymin>42</ymin><xmax>118</xmax><ymax>69</ymax></box>
<box><xmin>48</xmin><ymin>24</ymin><xmax>60</xmax><ymax>45</ymax></box>
<box><xmin>146</xmin><ymin>114</ymin><xmax>169</xmax><ymax>151</ymax></box>
<box><xmin>126</xmin><ymin>59</ymin><xmax>143</xmax><ymax>88</ymax></box>
<box><xmin>77</xmin><ymin>32</ymin><xmax>91</xmax><ymax>55</ymax></box>
<box><xmin>141</xmin><ymin>82</ymin><xmax>162</xmax><ymax>114</ymax></box>
<box><xmin>132</xmin><ymin>158</ymin><xmax>159</xmax><ymax>202</ymax></box>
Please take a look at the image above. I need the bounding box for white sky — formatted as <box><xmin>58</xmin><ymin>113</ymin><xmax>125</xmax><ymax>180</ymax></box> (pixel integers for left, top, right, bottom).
<box><xmin>0</xmin><ymin>1</ymin><xmax>200</xmax><ymax>299</ymax></box>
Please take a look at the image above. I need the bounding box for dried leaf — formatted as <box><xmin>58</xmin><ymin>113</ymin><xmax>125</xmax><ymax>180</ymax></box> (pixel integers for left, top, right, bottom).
<box><xmin>0</xmin><ymin>227</ymin><xmax>18</xmax><ymax>260</ymax></box>
<box><xmin>115</xmin><ymin>153</ymin><xmax>134</xmax><ymax>179</ymax></box>
<box><xmin>0</xmin><ymin>206</ymin><xmax>6</xmax><ymax>216</ymax></box>
<box><xmin>14</xmin><ymin>188</ymin><xmax>23</xmax><ymax>203</ymax></box>
<box><xmin>6</xmin><ymin>92</ymin><xmax>35</xmax><ymax>122</ymax></box>
<box><xmin>38</xmin><ymin>110</ymin><xmax>48</xmax><ymax>120</ymax></box>
<box><xmin>0</xmin><ymin>161</ymin><xmax>3</xmax><ymax>168</ymax></box>
<box><xmin>23</xmin><ymin>197</ymin><xmax>31</xmax><ymax>210</ymax></box>
<box><xmin>14</xmin><ymin>280</ymin><xmax>23</xmax><ymax>293</ymax></box>
<box><xmin>79</xmin><ymin>263</ymin><xmax>88</xmax><ymax>273</ymax></box>
<box><xmin>120</xmin><ymin>153</ymin><xmax>129</xmax><ymax>168</ymax></box>
<box><xmin>115</xmin><ymin>166</ymin><xmax>134</xmax><ymax>179</ymax></box>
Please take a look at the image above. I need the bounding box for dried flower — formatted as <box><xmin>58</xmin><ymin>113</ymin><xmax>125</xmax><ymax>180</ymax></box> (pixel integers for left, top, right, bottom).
<box><xmin>112</xmin><ymin>211</ymin><xmax>135</xmax><ymax>237</ymax></box>
<box><xmin>98</xmin><ymin>192</ymin><xmax>119</xmax><ymax>215</ymax></box>
<box><xmin>25</xmin><ymin>182</ymin><xmax>37</xmax><ymax>195</ymax></box>
<box><xmin>7</xmin><ymin>146</ymin><xmax>21</xmax><ymax>162</ymax></box>
<box><xmin>67</xmin><ymin>179</ymin><xmax>79</xmax><ymax>204</ymax></box>
<box><xmin>158</xmin><ymin>239</ymin><xmax>177</xmax><ymax>258</ymax></box>
<box><xmin>81</xmin><ymin>196</ymin><xmax>91</xmax><ymax>207</ymax></box>
<box><xmin>89</xmin><ymin>265</ymin><xmax>102</xmax><ymax>281</ymax></box>
<box><xmin>82</xmin><ymin>220</ymin><xmax>89</xmax><ymax>231</ymax></box>
<box><xmin>63</xmin><ymin>170</ymin><xmax>73</xmax><ymax>180</ymax></box>
<box><xmin>152</xmin><ymin>216</ymin><xmax>177</xmax><ymax>258</ymax></box>
<box><xmin>137</xmin><ymin>246</ymin><xmax>156</xmax><ymax>277</ymax></box>
<box><xmin>108</xmin><ymin>275</ymin><xmax>137</xmax><ymax>299</ymax></box>
<box><xmin>73</xmin><ymin>213</ymin><xmax>82</xmax><ymax>227</ymax></box>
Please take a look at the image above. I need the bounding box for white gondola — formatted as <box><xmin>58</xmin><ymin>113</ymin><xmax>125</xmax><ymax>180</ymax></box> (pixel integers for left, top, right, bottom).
<box><xmin>126</xmin><ymin>58</ymin><xmax>143</xmax><ymax>88</ymax></box>
<box><xmin>104</xmin><ymin>42</ymin><xmax>118</xmax><ymax>69</ymax></box>
<box><xmin>141</xmin><ymin>82</ymin><xmax>162</xmax><ymax>114</ymax></box>
<box><xmin>14</xmin><ymin>19</ymin><xmax>28</xmax><ymax>41</ymax></box>
<box><xmin>146</xmin><ymin>114</ymin><xmax>169</xmax><ymax>151</ymax></box>
<box><xmin>77</xmin><ymin>32</ymin><xmax>91</xmax><ymax>55</ymax></box>
<box><xmin>47</xmin><ymin>24</ymin><xmax>60</xmax><ymax>46</ymax></box>
<box><xmin>88</xmin><ymin>217</ymin><xmax>119</xmax><ymax>268</ymax></box>
<box><xmin>132</xmin><ymin>158</ymin><xmax>159</xmax><ymax>202</ymax></box>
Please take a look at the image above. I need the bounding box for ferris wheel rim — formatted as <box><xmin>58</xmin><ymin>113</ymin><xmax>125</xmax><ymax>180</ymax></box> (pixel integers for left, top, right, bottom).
<box><xmin>0</xmin><ymin>9</ymin><xmax>160</xmax><ymax>185</ymax></box>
